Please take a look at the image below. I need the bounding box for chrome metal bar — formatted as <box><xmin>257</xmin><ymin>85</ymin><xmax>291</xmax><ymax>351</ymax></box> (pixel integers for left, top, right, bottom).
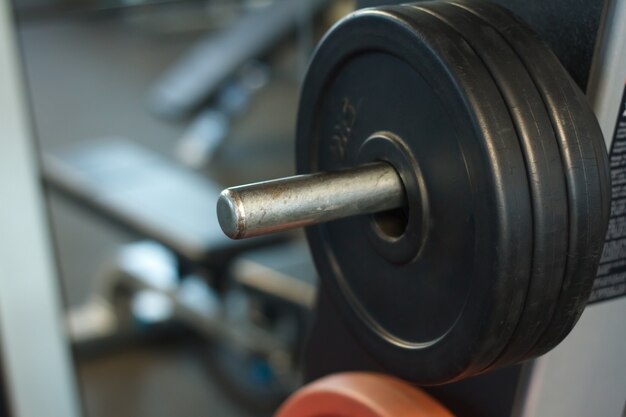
<box><xmin>217</xmin><ymin>162</ymin><xmax>406</xmax><ymax>239</ymax></box>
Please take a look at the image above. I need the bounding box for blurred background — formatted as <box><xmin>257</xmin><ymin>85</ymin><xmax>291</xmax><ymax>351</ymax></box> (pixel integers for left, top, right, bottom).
<box><xmin>13</xmin><ymin>0</ymin><xmax>356</xmax><ymax>415</ymax></box>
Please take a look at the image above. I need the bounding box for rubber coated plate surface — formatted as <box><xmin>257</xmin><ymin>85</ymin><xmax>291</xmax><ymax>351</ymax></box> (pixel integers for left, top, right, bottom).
<box><xmin>410</xmin><ymin>2</ymin><xmax>568</xmax><ymax>368</ymax></box>
<box><xmin>296</xmin><ymin>7</ymin><xmax>532</xmax><ymax>384</ymax></box>
<box><xmin>452</xmin><ymin>0</ymin><xmax>610</xmax><ymax>358</ymax></box>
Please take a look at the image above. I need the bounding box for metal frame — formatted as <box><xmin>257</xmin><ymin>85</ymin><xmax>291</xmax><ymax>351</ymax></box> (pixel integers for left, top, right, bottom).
<box><xmin>0</xmin><ymin>0</ymin><xmax>81</xmax><ymax>415</ymax></box>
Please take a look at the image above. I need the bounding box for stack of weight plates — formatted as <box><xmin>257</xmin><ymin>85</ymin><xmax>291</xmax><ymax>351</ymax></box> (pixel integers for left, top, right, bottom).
<box><xmin>296</xmin><ymin>0</ymin><xmax>610</xmax><ymax>385</ymax></box>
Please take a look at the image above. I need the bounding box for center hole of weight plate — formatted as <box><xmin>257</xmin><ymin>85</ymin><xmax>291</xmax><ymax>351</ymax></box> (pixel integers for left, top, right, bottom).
<box><xmin>356</xmin><ymin>132</ymin><xmax>429</xmax><ymax>264</ymax></box>
<box><xmin>371</xmin><ymin>205</ymin><xmax>409</xmax><ymax>240</ymax></box>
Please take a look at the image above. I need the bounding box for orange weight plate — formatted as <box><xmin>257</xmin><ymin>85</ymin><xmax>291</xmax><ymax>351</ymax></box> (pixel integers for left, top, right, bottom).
<box><xmin>274</xmin><ymin>372</ymin><xmax>454</xmax><ymax>417</ymax></box>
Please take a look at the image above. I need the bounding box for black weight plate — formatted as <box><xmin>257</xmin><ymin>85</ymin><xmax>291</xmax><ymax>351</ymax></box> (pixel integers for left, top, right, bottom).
<box><xmin>451</xmin><ymin>0</ymin><xmax>610</xmax><ymax>357</ymax></box>
<box><xmin>408</xmin><ymin>2</ymin><xmax>569</xmax><ymax>369</ymax></box>
<box><xmin>296</xmin><ymin>7</ymin><xmax>532</xmax><ymax>384</ymax></box>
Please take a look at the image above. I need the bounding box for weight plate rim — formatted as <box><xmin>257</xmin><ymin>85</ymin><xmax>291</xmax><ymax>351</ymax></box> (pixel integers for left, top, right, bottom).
<box><xmin>451</xmin><ymin>0</ymin><xmax>610</xmax><ymax>357</ymax></box>
<box><xmin>407</xmin><ymin>2</ymin><xmax>569</xmax><ymax>369</ymax></box>
<box><xmin>297</xmin><ymin>7</ymin><xmax>532</xmax><ymax>384</ymax></box>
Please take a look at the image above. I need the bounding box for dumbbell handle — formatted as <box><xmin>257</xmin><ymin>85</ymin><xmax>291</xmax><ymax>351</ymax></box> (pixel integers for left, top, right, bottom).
<box><xmin>217</xmin><ymin>162</ymin><xmax>406</xmax><ymax>239</ymax></box>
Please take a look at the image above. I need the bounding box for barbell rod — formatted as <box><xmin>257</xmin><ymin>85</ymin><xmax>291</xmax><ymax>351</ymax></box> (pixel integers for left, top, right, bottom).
<box><xmin>217</xmin><ymin>162</ymin><xmax>406</xmax><ymax>239</ymax></box>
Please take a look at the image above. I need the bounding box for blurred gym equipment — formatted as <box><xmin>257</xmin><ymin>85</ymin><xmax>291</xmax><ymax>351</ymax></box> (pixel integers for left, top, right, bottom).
<box><xmin>8</xmin><ymin>0</ymin><xmax>320</xmax><ymax>413</ymax></box>
<box><xmin>149</xmin><ymin>0</ymin><xmax>327</xmax><ymax>119</ymax></box>
<box><xmin>42</xmin><ymin>137</ymin><xmax>311</xmax><ymax>411</ymax></box>
<box><xmin>150</xmin><ymin>0</ymin><xmax>328</xmax><ymax>167</ymax></box>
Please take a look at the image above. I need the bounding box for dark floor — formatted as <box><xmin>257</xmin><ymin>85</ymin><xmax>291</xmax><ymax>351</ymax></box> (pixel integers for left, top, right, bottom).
<box><xmin>76</xmin><ymin>342</ymin><xmax>258</xmax><ymax>417</ymax></box>
<box><xmin>17</xmin><ymin>6</ymin><xmax>301</xmax><ymax>417</ymax></box>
